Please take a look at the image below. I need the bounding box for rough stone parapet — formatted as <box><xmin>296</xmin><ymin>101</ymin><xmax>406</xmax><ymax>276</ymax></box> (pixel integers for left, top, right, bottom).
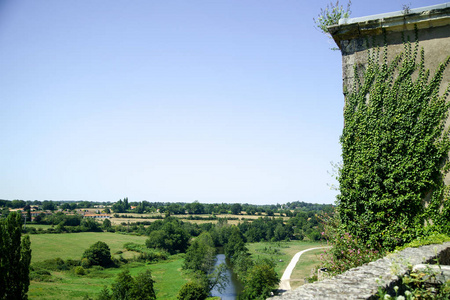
<box><xmin>270</xmin><ymin>242</ymin><xmax>450</xmax><ymax>300</ymax></box>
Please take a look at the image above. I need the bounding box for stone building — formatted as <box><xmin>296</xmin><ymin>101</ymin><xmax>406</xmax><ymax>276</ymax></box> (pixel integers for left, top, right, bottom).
<box><xmin>329</xmin><ymin>2</ymin><xmax>450</xmax><ymax>182</ymax></box>
<box><xmin>329</xmin><ymin>2</ymin><xmax>450</xmax><ymax>96</ymax></box>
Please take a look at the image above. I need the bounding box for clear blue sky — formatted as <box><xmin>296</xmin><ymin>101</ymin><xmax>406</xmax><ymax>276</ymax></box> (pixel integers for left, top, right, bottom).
<box><xmin>0</xmin><ymin>0</ymin><xmax>442</xmax><ymax>204</ymax></box>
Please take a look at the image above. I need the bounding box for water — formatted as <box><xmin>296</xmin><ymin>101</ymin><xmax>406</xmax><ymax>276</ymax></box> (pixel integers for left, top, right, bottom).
<box><xmin>210</xmin><ymin>254</ymin><xmax>243</xmax><ymax>300</ymax></box>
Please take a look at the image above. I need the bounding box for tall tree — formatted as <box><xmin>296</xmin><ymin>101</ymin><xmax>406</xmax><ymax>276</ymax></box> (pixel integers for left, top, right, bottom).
<box><xmin>0</xmin><ymin>212</ymin><xmax>32</xmax><ymax>300</ymax></box>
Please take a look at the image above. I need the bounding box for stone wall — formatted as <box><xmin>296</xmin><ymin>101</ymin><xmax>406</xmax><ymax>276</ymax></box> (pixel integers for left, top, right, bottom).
<box><xmin>270</xmin><ymin>242</ymin><xmax>450</xmax><ymax>300</ymax></box>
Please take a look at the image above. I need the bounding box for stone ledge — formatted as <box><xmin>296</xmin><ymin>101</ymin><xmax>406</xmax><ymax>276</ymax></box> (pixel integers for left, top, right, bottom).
<box><xmin>270</xmin><ymin>242</ymin><xmax>450</xmax><ymax>300</ymax></box>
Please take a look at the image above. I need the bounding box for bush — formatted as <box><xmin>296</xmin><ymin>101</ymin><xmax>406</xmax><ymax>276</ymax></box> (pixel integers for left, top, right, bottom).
<box><xmin>123</xmin><ymin>243</ymin><xmax>168</xmax><ymax>262</ymax></box>
<box><xmin>74</xmin><ymin>266</ymin><xmax>86</xmax><ymax>275</ymax></box>
<box><xmin>318</xmin><ymin>215</ymin><xmax>384</xmax><ymax>275</ymax></box>
<box><xmin>30</xmin><ymin>269</ymin><xmax>53</xmax><ymax>282</ymax></box>
<box><xmin>82</xmin><ymin>241</ymin><xmax>114</xmax><ymax>268</ymax></box>
<box><xmin>177</xmin><ymin>282</ymin><xmax>208</xmax><ymax>300</ymax></box>
<box><xmin>33</xmin><ymin>257</ymin><xmax>70</xmax><ymax>271</ymax></box>
<box><xmin>81</xmin><ymin>258</ymin><xmax>91</xmax><ymax>268</ymax></box>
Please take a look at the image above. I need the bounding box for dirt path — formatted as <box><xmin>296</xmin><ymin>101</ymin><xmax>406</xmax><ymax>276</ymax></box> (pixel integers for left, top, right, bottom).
<box><xmin>279</xmin><ymin>246</ymin><xmax>330</xmax><ymax>291</ymax></box>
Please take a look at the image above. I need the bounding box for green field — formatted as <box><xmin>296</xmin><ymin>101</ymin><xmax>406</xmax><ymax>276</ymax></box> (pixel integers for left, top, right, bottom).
<box><xmin>29</xmin><ymin>258</ymin><xmax>188</xmax><ymax>300</ymax></box>
<box><xmin>28</xmin><ymin>232</ymin><xmax>187</xmax><ymax>299</ymax></box>
<box><xmin>246</xmin><ymin>240</ymin><xmax>324</xmax><ymax>289</ymax></box>
<box><xmin>29</xmin><ymin>232</ymin><xmax>148</xmax><ymax>263</ymax></box>
<box><xmin>290</xmin><ymin>248</ymin><xmax>325</xmax><ymax>289</ymax></box>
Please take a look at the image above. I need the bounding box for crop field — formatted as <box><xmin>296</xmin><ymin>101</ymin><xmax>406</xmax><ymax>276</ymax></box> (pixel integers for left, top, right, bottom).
<box><xmin>29</xmin><ymin>232</ymin><xmax>148</xmax><ymax>263</ymax></box>
<box><xmin>110</xmin><ymin>213</ymin><xmax>289</xmax><ymax>226</ymax></box>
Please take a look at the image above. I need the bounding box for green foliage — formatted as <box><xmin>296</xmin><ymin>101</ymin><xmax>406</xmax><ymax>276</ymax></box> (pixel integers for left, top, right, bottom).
<box><xmin>313</xmin><ymin>1</ymin><xmax>351</xmax><ymax>35</ymax></box>
<box><xmin>177</xmin><ymin>281</ymin><xmax>208</xmax><ymax>300</ymax></box>
<box><xmin>82</xmin><ymin>241</ymin><xmax>114</xmax><ymax>268</ymax></box>
<box><xmin>102</xmin><ymin>218</ymin><xmax>112</xmax><ymax>230</ymax></box>
<box><xmin>395</xmin><ymin>233</ymin><xmax>450</xmax><ymax>251</ymax></box>
<box><xmin>131</xmin><ymin>270</ymin><xmax>156</xmax><ymax>300</ymax></box>
<box><xmin>224</xmin><ymin>227</ymin><xmax>247</xmax><ymax>259</ymax></box>
<box><xmin>96</xmin><ymin>286</ymin><xmax>111</xmax><ymax>300</ymax></box>
<box><xmin>123</xmin><ymin>242</ymin><xmax>168</xmax><ymax>261</ymax></box>
<box><xmin>109</xmin><ymin>269</ymin><xmax>157</xmax><ymax>300</ymax></box>
<box><xmin>183</xmin><ymin>232</ymin><xmax>216</xmax><ymax>274</ymax></box>
<box><xmin>112</xmin><ymin>197</ymin><xmax>130</xmax><ymax>213</ymax></box>
<box><xmin>239</xmin><ymin>258</ymin><xmax>279</xmax><ymax>300</ymax></box>
<box><xmin>378</xmin><ymin>268</ymin><xmax>450</xmax><ymax>299</ymax></box>
<box><xmin>338</xmin><ymin>36</ymin><xmax>450</xmax><ymax>250</ymax></box>
<box><xmin>32</xmin><ymin>257</ymin><xmax>79</xmax><ymax>272</ymax></box>
<box><xmin>145</xmin><ymin>220</ymin><xmax>190</xmax><ymax>254</ymax></box>
<box><xmin>182</xmin><ymin>232</ymin><xmax>229</xmax><ymax>296</ymax></box>
<box><xmin>81</xmin><ymin>218</ymin><xmax>102</xmax><ymax>232</ymax></box>
<box><xmin>111</xmin><ymin>270</ymin><xmax>134</xmax><ymax>300</ymax></box>
<box><xmin>319</xmin><ymin>214</ymin><xmax>384</xmax><ymax>275</ymax></box>
<box><xmin>75</xmin><ymin>266</ymin><xmax>87</xmax><ymax>275</ymax></box>
<box><xmin>0</xmin><ymin>212</ymin><xmax>32</xmax><ymax>300</ymax></box>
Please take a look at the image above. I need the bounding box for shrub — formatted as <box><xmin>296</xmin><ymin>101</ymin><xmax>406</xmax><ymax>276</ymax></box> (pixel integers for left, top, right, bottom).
<box><xmin>123</xmin><ymin>242</ymin><xmax>168</xmax><ymax>262</ymax></box>
<box><xmin>318</xmin><ymin>214</ymin><xmax>384</xmax><ymax>275</ymax></box>
<box><xmin>81</xmin><ymin>258</ymin><xmax>91</xmax><ymax>268</ymax></box>
<box><xmin>82</xmin><ymin>241</ymin><xmax>114</xmax><ymax>268</ymax></box>
<box><xmin>177</xmin><ymin>281</ymin><xmax>208</xmax><ymax>300</ymax></box>
<box><xmin>74</xmin><ymin>266</ymin><xmax>86</xmax><ymax>275</ymax></box>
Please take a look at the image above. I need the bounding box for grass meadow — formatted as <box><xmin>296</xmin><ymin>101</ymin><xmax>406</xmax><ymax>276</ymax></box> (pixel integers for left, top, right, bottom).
<box><xmin>29</xmin><ymin>259</ymin><xmax>188</xmax><ymax>299</ymax></box>
<box><xmin>246</xmin><ymin>240</ymin><xmax>324</xmax><ymax>287</ymax></box>
<box><xmin>28</xmin><ymin>232</ymin><xmax>187</xmax><ymax>299</ymax></box>
<box><xmin>29</xmin><ymin>232</ymin><xmax>148</xmax><ymax>263</ymax></box>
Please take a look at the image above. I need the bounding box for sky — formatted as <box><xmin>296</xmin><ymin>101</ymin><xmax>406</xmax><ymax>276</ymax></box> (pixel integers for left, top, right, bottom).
<box><xmin>0</xmin><ymin>0</ymin><xmax>443</xmax><ymax>205</ymax></box>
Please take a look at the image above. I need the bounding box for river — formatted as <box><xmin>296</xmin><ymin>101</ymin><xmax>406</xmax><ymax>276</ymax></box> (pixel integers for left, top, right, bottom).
<box><xmin>210</xmin><ymin>254</ymin><xmax>243</xmax><ymax>300</ymax></box>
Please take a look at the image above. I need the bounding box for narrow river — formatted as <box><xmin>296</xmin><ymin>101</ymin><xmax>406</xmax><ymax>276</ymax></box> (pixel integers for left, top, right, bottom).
<box><xmin>210</xmin><ymin>254</ymin><xmax>243</xmax><ymax>300</ymax></box>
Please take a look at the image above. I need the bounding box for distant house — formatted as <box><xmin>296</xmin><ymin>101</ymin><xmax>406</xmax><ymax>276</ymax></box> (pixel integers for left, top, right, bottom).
<box><xmin>83</xmin><ymin>213</ymin><xmax>110</xmax><ymax>219</ymax></box>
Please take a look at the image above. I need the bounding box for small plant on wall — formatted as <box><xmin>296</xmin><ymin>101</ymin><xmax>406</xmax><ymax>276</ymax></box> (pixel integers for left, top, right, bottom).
<box><xmin>314</xmin><ymin>1</ymin><xmax>351</xmax><ymax>35</ymax></box>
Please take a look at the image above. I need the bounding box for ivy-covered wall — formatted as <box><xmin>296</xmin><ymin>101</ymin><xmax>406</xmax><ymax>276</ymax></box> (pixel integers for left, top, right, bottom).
<box><xmin>329</xmin><ymin>4</ymin><xmax>450</xmax><ymax>249</ymax></box>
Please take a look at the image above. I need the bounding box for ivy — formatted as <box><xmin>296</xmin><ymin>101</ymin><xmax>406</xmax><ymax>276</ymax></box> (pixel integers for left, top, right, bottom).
<box><xmin>337</xmin><ymin>31</ymin><xmax>450</xmax><ymax>250</ymax></box>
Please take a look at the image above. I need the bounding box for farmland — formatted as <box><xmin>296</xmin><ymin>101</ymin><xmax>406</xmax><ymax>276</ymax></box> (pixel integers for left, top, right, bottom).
<box><xmin>28</xmin><ymin>231</ymin><xmax>323</xmax><ymax>299</ymax></box>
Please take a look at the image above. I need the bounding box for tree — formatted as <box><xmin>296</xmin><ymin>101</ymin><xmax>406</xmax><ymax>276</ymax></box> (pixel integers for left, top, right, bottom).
<box><xmin>0</xmin><ymin>212</ymin><xmax>32</xmax><ymax>300</ymax></box>
<box><xmin>112</xmin><ymin>197</ymin><xmax>130</xmax><ymax>213</ymax></box>
<box><xmin>111</xmin><ymin>270</ymin><xmax>134</xmax><ymax>300</ymax></box>
<box><xmin>96</xmin><ymin>286</ymin><xmax>111</xmax><ymax>300</ymax></box>
<box><xmin>82</xmin><ymin>241</ymin><xmax>113</xmax><ymax>267</ymax></box>
<box><xmin>102</xmin><ymin>218</ymin><xmax>112</xmax><ymax>230</ymax></box>
<box><xmin>145</xmin><ymin>221</ymin><xmax>190</xmax><ymax>254</ymax></box>
<box><xmin>224</xmin><ymin>228</ymin><xmax>247</xmax><ymax>259</ymax></box>
<box><xmin>81</xmin><ymin>218</ymin><xmax>102</xmax><ymax>232</ymax></box>
<box><xmin>131</xmin><ymin>270</ymin><xmax>156</xmax><ymax>300</ymax></box>
<box><xmin>42</xmin><ymin>200</ymin><xmax>56</xmax><ymax>211</ymax></box>
<box><xmin>230</xmin><ymin>203</ymin><xmax>242</xmax><ymax>215</ymax></box>
<box><xmin>239</xmin><ymin>258</ymin><xmax>279</xmax><ymax>300</ymax></box>
<box><xmin>109</xmin><ymin>270</ymin><xmax>156</xmax><ymax>300</ymax></box>
<box><xmin>183</xmin><ymin>232</ymin><xmax>216</xmax><ymax>274</ymax></box>
<box><xmin>177</xmin><ymin>281</ymin><xmax>208</xmax><ymax>300</ymax></box>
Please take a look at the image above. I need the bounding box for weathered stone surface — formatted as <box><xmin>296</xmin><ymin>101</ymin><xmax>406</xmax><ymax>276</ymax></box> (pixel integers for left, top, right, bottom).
<box><xmin>270</xmin><ymin>242</ymin><xmax>450</xmax><ymax>300</ymax></box>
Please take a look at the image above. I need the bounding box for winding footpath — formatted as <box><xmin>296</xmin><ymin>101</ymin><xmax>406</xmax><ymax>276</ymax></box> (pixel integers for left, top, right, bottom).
<box><xmin>279</xmin><ymin>246</ymin><xmax>331</xmax><ymax>291</ymax></box>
